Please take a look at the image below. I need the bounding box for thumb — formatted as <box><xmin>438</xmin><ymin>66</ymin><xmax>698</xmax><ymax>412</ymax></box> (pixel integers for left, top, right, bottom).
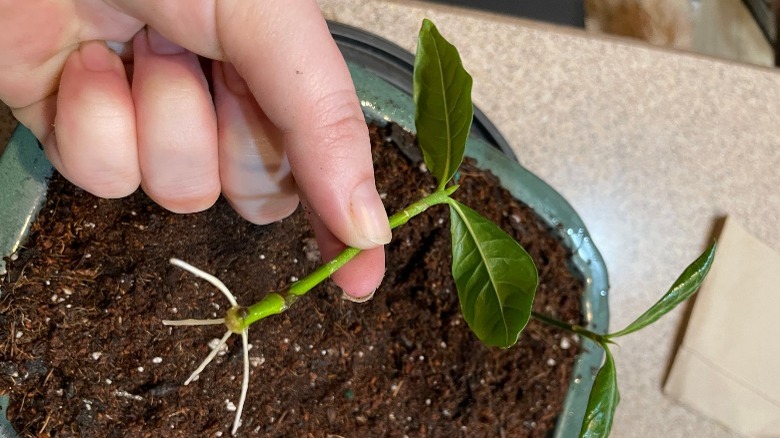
<box><xmin>285</xmin><ymin>106</ymin><xmax>391</xmax><ymax>249</ymax></box>
<box><xmin>213</xmin><ymin>0</ymin><xmax>391</xmax><ymax>248</ymax></box>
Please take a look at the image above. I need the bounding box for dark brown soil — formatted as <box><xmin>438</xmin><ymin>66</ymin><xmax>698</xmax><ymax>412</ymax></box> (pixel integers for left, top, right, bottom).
<box><xmin>1</xmin><ymin>123</ymin><xmax>583</xmax><ymax>437</ymax></box>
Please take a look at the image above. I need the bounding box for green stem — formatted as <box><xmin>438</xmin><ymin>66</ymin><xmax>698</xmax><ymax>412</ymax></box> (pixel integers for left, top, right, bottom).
<box><xmin>530</xmin><ymin>310</ymin><xmax>606</xmax><ymax>344</ymax></box>
<box><xmin>239</xmin><ymin>186</ymin><xmax>459</xmax><ymax>329</ymax></box>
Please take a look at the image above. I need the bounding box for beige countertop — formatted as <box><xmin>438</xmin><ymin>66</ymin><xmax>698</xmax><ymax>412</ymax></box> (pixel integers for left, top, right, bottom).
<box><xmin>320</xmin><ymin>1</ymin><xmax>779</xmax><ymax>437</ymax></box>
<box><xmin>3</xmin><ymin>1</ymin><xmax>779</xmax><ymax>436</ymax></box>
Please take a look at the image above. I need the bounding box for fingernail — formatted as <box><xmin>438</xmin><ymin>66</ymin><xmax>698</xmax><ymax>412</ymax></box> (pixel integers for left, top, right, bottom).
<box><xmin>146</xmin><ymin>27</ymin><xmax>186</xmax><ymax>55</ymax></box>
<box><xmin>350</xmin><ymin>179</ymin><xmax>391</xmax><ymax>247</ymax></box>
<box><xmin>220</xmin><ymin>62</ymin><xmax>251</xmax><ymax>96</ymax></box>
<box><xmin>342</xmin><ymin>289</ymin><xmax>376</xmax><ymax>303</ymax></box>
<box><xmin>79</xmin><ymin>41</ymin><xmax>116</xmax><ymax>72</ymax></box>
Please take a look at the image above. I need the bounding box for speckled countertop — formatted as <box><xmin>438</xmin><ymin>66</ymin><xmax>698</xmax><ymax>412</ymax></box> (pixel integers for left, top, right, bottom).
<box><xmin>2</xmin><ymin>1</ymin><xmax>779</xmax><ymax>436</ymax></box>
<box><xmin>319</xmin><ymin>1</ymin><xmax>780</xmax><ymax>437</ymax></box>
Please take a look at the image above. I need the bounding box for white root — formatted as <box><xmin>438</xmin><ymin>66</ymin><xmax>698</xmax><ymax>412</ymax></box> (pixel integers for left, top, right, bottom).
<box><xmin>169</xmin><ymin>258</ymin><xmax>238</xmax><ymax>307</ymax></box>
<box><xmin>162</xmin><ymin>318</ymin><xmax>225</xmax><ymax>326</ymax></box>
<box><xmin>232</xmin><ymin>331</ymin><xmax>250</xmax><ymax>436</ymax></box>
<box><xmin>184</xmin><ymin>329</ymin><xmax>232</xmax><ymax>386</ymax></box>
<box><xmin>165</xmin><ymin>258</ymin><xmax>253</xmax><ymax>435</ymax></box>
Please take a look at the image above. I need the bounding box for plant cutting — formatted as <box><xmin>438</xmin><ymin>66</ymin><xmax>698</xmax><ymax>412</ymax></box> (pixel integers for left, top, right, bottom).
<box><xmin>160</xmin><ymin>19</ymin><xmax>716</xmax><ymax>437</ymax></box>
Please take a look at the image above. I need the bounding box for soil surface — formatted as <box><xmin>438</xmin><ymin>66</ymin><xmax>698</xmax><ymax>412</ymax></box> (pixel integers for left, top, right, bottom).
<box><xmin>1</xmin><ymin>124</ymin><xmax>583</xmax><ymax>437</ymax></box>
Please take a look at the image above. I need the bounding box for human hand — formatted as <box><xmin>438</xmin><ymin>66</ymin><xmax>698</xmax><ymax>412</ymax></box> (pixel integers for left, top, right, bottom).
<box><xmin>0</xmin><ymin>0</ymin><xmax>390</xmax><ymax>299</ymax></box>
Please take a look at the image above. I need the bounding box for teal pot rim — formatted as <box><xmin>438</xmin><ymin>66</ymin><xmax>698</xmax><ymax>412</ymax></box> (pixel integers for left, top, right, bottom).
<box><xmin>348</xmin><ymin>61</ymin><xmax>609</xmax><ymax>437</ymax></box>
<box><xmin>0</xmin><ymin>25</ymin><xmax>609</xmax><ymax>437</ymax></box>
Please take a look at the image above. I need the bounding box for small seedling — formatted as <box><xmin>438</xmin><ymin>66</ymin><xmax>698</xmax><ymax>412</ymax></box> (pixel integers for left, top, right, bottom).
<box><xmin>163</xmin><ymin>19</ymin><xmax>716</xmax><ymax>437</ymax></box>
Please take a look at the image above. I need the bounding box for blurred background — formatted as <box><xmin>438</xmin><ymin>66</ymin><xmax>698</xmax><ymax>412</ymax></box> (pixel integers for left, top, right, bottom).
<box><xmin>422</xmin><ymin>0</ymin><xmax>778</xmax><ymax>67</ymax></box>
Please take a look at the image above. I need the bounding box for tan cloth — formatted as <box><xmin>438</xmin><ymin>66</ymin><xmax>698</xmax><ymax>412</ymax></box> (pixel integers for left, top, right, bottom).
<box><xmin>665</xmin><ymin>218</ymin><xmax>780</xmax><ymax>437</ymax></box>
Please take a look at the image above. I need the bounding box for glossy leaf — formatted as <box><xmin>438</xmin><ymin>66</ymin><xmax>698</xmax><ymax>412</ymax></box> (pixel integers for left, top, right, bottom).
<box><xmin>608</xmin><ymin>242</ymin><xmax>717</xmax><ymax>338</ymax></box>
<box><xmin>580</xmin><ymin>346</ymin><xmax>619</xmax><ymax>438</ymax></box>
<box><xmin>414</xmin><ymin>18</ymin><xmax>473</xmax><ymax>190</ymax></box>
<box><xmin>449</xmin><ymin>200</ymin><xmax>538</xmax><ymax>348</ymax></box>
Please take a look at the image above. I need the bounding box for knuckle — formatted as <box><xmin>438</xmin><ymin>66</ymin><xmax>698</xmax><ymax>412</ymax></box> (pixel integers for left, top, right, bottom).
<box><xmin>310</xmin><ymin>89</ymin><xmax>367</xmax><ymax>151</ymax></box>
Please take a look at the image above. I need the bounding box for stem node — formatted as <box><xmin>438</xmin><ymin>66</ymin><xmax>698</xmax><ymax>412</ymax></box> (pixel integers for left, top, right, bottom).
<box><xmin>225</xmin><ymin>307</ymin><xmax>248</xmax><ymax>334</ymax></box>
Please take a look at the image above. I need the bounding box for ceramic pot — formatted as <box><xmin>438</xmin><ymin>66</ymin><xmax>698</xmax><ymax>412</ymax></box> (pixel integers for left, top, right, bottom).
<box><xmin>0</xmin><ymin>24</ymin><xmax>609</xmax><ymax>437</ymax></box>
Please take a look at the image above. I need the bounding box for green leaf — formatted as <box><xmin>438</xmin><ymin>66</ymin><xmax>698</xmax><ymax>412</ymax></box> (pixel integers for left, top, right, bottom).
<box><xmin>608</xmin><ymin>242</ymin><xmax>717</xmax><ymax>338</ymax></box>
<box><xmin>580</xmin><ymin>346</ymin><xmax>619</xmax><ymax>438</ymax></box>
<box><xmin>449</xmin><ymin>200</ymin><xmax>538</xmax><ymax>348</ymax></box>
<box><xmin>414</xmin><ymin>18</ymin><xmax>474</xmax><ymax>190</ymax></box>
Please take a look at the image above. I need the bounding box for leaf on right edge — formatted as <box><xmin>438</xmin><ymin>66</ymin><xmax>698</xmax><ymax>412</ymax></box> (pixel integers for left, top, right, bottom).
<box><xmin>414</xmin><ymin>18</ymin><xmax>474</xmax><ymax>190</ymax></box>
<box><xmin>580</xmin><ymin>347</ymin><xmax>619</xmax><ymax>438</ymax></box>
<box><xmin>608</xmin><ymin>242</ymin><xmax>717</xmax><ymax>338</ymax></box>
<box><xmin>449</xmin><ymin>200</ymin><xmax>538</xmax><ymax>348</ymax></box>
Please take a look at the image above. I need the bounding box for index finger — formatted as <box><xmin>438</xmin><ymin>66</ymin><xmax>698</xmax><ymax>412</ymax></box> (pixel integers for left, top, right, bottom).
<box><xmin>215</xmin><ymin>0</ymin><xmax>391</xmax><ymax>249</ymax></box>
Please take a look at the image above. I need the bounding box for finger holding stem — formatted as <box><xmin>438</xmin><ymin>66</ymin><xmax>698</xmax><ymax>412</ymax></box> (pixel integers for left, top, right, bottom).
<box><xmin>237</xmin><ymin>185</ymin><xmax>460</xmax><ymax>329</ymax></box>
